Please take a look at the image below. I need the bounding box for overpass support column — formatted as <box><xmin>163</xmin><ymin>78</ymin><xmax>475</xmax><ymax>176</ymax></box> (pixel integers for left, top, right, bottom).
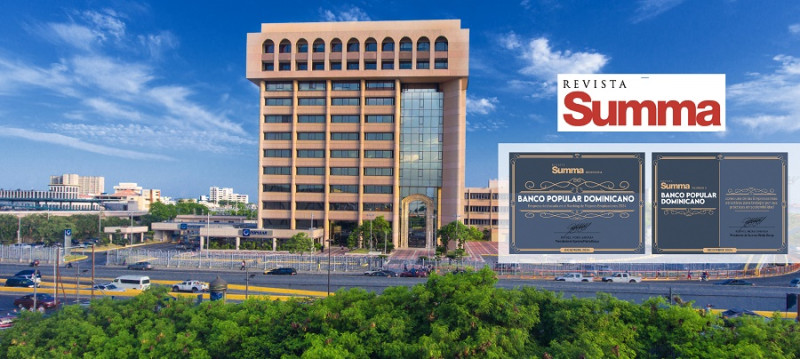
<box><xmin>199</xmin><ymin>236</ymin><xmax>205</xmax><ymax>251</ymax></box>
<box><xmin>235</xmin><ymin>237</ymin><xmax>240</xmax><ymax>250</ymax></box>
<box><xmin>272</xmin><ymin>237</ymin><xmax>277</xmax><ymax>252</ymax></box>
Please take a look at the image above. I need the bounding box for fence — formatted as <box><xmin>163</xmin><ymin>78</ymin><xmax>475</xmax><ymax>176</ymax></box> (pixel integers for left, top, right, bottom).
<box><xmin>0</xmin><ymin>245</ymin><xmax>796</xmax><ymax>280</ymax></box>
<box><xmin>106</xmin><ymin>248</ymin><xmax>386</xmax><ymax>273</ymax></box>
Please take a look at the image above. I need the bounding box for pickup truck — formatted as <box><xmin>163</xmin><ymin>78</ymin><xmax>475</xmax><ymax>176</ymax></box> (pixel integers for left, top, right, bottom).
<box><xmin>171</xmin><ymin>280</ymin><xmax>209</xmax><ymax>293</ymax></box>
<box><xmin>554</xmin><ymin>272</ymin><xmax>592</xmax><ymax>282</ymax></box>
<box><xmin>601</xmin><ymin>273</ymin><xmax>642</xmax><ymax>283</ymax></box>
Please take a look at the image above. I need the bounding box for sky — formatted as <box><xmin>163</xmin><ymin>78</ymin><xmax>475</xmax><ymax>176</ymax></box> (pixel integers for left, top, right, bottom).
<box><xmin>1</xmin><ymin>0</ymin><xmax>799</xmax><ymax>201</ymax></box>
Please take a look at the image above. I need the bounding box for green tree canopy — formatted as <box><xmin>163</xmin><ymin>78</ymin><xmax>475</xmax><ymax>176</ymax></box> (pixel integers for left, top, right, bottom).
<box><xmin>283</xmin><ymin>232</ymin><xmax>313</xmax><ymax>254</ymax></box>
<box><xmin>346</xmin><ymin>216</ymin><xmax>392</xmax><ymax>251</ymax></box>
<box><xmin>2</xmin><ymin>268</ymin><xmax>799</xmax><ymax>358</ymax></box>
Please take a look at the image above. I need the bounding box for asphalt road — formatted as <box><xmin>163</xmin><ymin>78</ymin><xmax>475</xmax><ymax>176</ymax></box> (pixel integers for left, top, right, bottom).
<box><xmin>1</xmin><ymin>261</ymin><xmax>798</xmax><ymax>316</ymax></box>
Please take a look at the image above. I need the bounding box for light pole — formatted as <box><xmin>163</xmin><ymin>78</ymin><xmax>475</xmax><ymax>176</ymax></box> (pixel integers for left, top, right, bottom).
<box><xmin>327</xmin><ymin>239</ymin><xmax>331</xmax><ymax>297</ymax></box>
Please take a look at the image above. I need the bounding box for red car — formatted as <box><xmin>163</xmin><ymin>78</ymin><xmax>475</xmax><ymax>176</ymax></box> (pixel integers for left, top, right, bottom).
<box><xmin>399</xmin><ymin>268</ymin><xmax>429</xmax><ymax>278</ymax></box>
<box><xmin>13</xmin><ymin>293</ymin><xmax>58</xmax><ymax>311</ymax></box>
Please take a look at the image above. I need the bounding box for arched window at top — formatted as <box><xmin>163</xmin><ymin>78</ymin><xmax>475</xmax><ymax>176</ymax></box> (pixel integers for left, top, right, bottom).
<box><xmin>331</xmin><ymin>38</ymin><xmax>342</xmax><ymax>52</ymax></box>
<box><xmin>347</xmin><ymin>38</ymin><xmax>360</xmax><ymax>52</ymax></box>
<box><xmin>399</xmin><ymin>37</ymin><xmax>412</xmax><ymax>52</ymax></box>
<box><xmin>296</xmin><ymin>39</ymin><xmax>308</xmax><ymax>53</ymax></box>
<box><xmin>278</xmin><ymin>40</ymin><xmax>291</xmax><ymax>53</ymax></box>
<box><xmin>313</xmin><ymin>39</ymin><xmax>325</xmax><ymax>53</ymax></box>
<box><xmin>382</xmin><ymin>37</ymin><xmax>394</xmax><ymax>52</ymax></box>
<box><xmin>365</xmin><ymin>38</ymin><xmax>377</xmax><ymax>52</ymax></box>
<box><xmin>263</xmin><ymin>40</ymin><xmax>275</xmax><ymax>54</ymax></box>
<box><xmin>435</xmin><ymin>37</ymin><xmax>448</xmax><ymax>52</ymax></box>
<box><xmin>417</xmin><ymin>37</ymin><xmax>430</xmax><ymax>52</ymax></box>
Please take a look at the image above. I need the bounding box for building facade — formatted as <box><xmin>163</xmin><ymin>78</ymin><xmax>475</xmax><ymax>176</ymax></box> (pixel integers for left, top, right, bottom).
<box><xmin>463</xmin><ymin>179</ymin><xmax>500</xmax><ymax>241</ymax></box>
<box><xmin>209</xmin><ymin>186</ymin><xmax>249</xmax><ymax>204</ymax></box>
<box><xmin>50</xmin><ymin>174</ymin><xmax>104</xmax><ymax>197</ymax></box>
<box><xmin>246</xmin><ymin>20</ymin><xmax>468</xmax><ymax>248</ymax></box>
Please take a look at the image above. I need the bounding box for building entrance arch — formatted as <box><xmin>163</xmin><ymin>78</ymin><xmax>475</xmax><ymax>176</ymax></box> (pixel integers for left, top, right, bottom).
<box><xmin>400</xmin><ymin>194</ymin><xmax>435</xmax><ymax>249</ymax></box>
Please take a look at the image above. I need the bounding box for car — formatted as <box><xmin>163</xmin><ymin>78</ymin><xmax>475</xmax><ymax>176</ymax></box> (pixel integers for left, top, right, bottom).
<box><xmin>601</xmin><ymin>273</ymin><xmax>642</xmax><ymax>283</ymax></box>
<box><xmin>14</xmin><ymin>293</ymin><xmax>58</xmax><ymax>311</ymax></box>
<box><xmin>715</xmin><ymin>279</ymin><xmax>755</xmax><ymax>286</ymax></box>
<box><xmin>264</xmin><ymin>267</ymin><xmax>297</xmax><ymax>275</ymax></box>
<box><xmin>452</xmin><ymin>269</ymin><xmax>468</xmax><ymax>275</ymax></box>
<box><xmin>92</xmin><ymin>283</ymin><xmax>124</xmax><ymax>292</ymax></box>
<box><xmin>379</xmin><ymin>270</ymin><xmax>398</xmax><ymax>277</ymax></box>
<box><xmin>5</xmin><ymin>277</ymin><xmax>38</xmax><ymax>288</ymax></box>
<box><xmin>14</xmin><ymin>270</ymin><xmax>42</xmax><ymax>284</ymax></box>
<box><xmin>0</xmin><ymin>314</ymin><xmax>17</xmax><ymax>329</ymax></box>
<box><xmin>790</xmin><ymin>278</ymin><xmax>800</xmax><ymax>288</ymax></box>
<box><xmin>172</xmin><ymin>280</ymin><xmax>209</xmax><ymax>293</ymax></box>
<box><xmin>127</xmin><ymin>262</ymin><xmax>153</xmax><ymax>270</ymax></box>
<box><xmin>399</xmin><ymin>268</ymin><xmax>429</xmax><ymax>278</ymax></box>
<box><xmin>364</xmin><ymin>269</ymin><xmax>383</xmax><ymax>276</ymax></box>
<box><xmin>366</xmin><ymin>270</ymin><xmax>397</xmax><ymax>277</ymax></box>
<box><xmin>555</xmin><ymin>272</ymin><xmax>591</xmax><ymax>282</ymax></box>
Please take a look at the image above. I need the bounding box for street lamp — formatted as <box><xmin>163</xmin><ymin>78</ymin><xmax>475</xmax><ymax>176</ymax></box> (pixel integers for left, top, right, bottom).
<box><xmin>326</xmin><ymin>239</ymin><xmax>332</xmax><ymax>297</ymax></box>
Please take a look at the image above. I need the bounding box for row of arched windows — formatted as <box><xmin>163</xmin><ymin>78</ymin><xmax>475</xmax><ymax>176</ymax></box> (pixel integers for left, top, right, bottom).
<box><xmin>263</xmin><ymin>36</ymin><xmax>448</xmax><ymax>54</ymax></box>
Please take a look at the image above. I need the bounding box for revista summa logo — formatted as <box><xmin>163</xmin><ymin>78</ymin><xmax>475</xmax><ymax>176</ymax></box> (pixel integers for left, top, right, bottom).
<box><xmin>557</xmin><ymin>74</ymin><xmax>726</xmax><ymax>132</ymax></box>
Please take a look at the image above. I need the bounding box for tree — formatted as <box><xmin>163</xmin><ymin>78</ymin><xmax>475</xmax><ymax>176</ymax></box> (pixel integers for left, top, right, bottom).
<box><xmin>0</xmin><ymin>215</ymin><xmax>18</xmax><ymax>244</ymax></box>
<box><xmin>283</xmin><ymin>233</ymin><xmax>313</xmax><ymax>254</ymax></box>
<box><xmin>346</xmin><ymin>216</ymin><xmax>392</xmax><ymax>250</ymax></box>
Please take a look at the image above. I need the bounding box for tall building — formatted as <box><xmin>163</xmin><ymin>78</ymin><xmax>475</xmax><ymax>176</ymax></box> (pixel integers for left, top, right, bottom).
<box><xmin>246</xmin><ymin>20</ymin><xmax>469</xmax><ymax>248</ymax></box>
<box><xmin>209</xmin><ymin>186</ymin><xmax>249</xmax><ymax>204</ymax></box>
<box><xmin>49</xmin><ymin>174</ymin><xmax>104</xmax><ymax>197</ymax></box>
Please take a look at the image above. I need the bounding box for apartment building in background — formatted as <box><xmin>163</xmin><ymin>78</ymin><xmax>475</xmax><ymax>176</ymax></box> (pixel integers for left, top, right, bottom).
<box><xmin>246</xmin><ymin>19</ymin><xmax>469</xmax><ymax>248</ymax></box>
<box><xmin>209</xmin><ymin>186</ymin><xmax>249</xmax><ymax>204</ymax></box>
<box><xmin>49</xmin><ymin>174</ymin><xmax>104</xmax><ymax>197</ymax></box>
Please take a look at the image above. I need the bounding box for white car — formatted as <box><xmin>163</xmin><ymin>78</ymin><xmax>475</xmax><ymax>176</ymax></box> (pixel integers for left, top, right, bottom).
<box><xmin>554</xmin><ymin>273</ymin><xmax>591</xmax><ymax>282</ymax></box>
<box><xmin>172</xmin><ymin>280</ymin><xmax>209</xmax><ymax>293</ymax></box>
<box><xmin>602</xmin><ymin>273</ymin><xmax>642</xmax><ymax>283</ymax></box>
<box><xmin>92</xmin><ymin>283</ymin><xmax>124</xmax><ymax>292</ymax></box>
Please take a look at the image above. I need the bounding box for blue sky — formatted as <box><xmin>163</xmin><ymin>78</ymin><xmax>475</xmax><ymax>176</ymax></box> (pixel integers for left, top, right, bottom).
<box><xmin>0</xmin><ymin>1</ymin><xmax>799</xmax><ymax>201</ymax></box>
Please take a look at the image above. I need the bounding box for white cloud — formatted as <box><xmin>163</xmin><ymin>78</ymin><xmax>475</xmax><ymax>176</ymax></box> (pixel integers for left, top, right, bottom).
<box><xmin>0</xmin><ymin>10</ymin><xmax>251</xmax><ymax>158</ymax></box>
<box><xmin>728</xmin><ymin>55</ymin><xmax>800</xmax><ymax>134</ymax></box>
<box><xmin>0</xmin><ymin>126</ymin><xmax>172</xmax><ymax>160</ymax></box>
<box><xmin>790</xmin><ymin>23</ymin><xmax>800</xmax><ymax>34</ymax></box>
<box><xmin>320</xmin><ymin>6</ymin><xmax>371</xmax><ymax>22</ymax></box>
<box><xmin>138</xmin><ymin>31</ymin><xmax>179</xmax><ymax>59</ymax></box>
<box><xmin>500</xmin><ymin>32</ymin><xmax>521</xmax><ymax>50</ymax></box>
<box><xmin>631</xmin><ymin>0</ymin><xmax>685</xmax><ymax>23</ymax></box>
<box><xmin>467</xmin><ymin>118</ymin><xmax>506</xmax><ymax>132</ymax></box>
<box><xmin>467</xmin><ymin>96</ymin><xmax>499</xmax><ymax>115</ymax></box>
<box><xmin>82</xmin><ymin>9</ymin><xmax>126</xmax><ymax>41</ymax></box>
<box><xmin>519</xmin><ymin>38</ymin><xmax>609</xmax><ymax>81</ymax></box>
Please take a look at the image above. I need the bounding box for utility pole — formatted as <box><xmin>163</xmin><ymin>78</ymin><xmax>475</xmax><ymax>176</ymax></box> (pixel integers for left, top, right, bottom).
<box><xmin>91</xmin><ymin>245</ymin><xmax>95</xmax><ymax>300</ymax></box>
<box><xmin>17</xmin><ymin>216</ymin><xmax>21</xmax><ymax>244</ymax></box>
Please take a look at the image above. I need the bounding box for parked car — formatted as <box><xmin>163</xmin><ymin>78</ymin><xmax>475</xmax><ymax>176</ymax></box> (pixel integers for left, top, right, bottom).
<box><xmin>264</xmin><ymin>267</ymin><xmax>297</xmax><ymax>275</ymax></box>
<box><xmin>5</xmin><ymin>277</ymin><xmax>38</xmax><ymax>288</ymax></box>
<box><xmin>715</xmin><ymin>279</ymin><xmax>755</xmax><ymax>286</ymax></box>
<box><xmin>92</xmin><ymin>283</ymin><xmax>124</xmax><ymax>292</ymax></box>
<box><xmin>400</xmin><ymin>268</ymin><xmax>429</xmax><ymax>278</ymax></box>
<box><xmin>366</xmin><ymin>270</ymin><xmax>397</xmax><ymax>277</ymax></box>
<box><xmin>789</xmin><ymin>278</ymin><xmax>800</xmax><ymax>288</ymax></box>
<box><xmin>0</xmin><ymin>314</ymin><xmax>17</xmax><ymax>329</ymax></box>
<box><xmin>555</xmin><ymin>272</ymin><xmax>592</xmax><ymax>282</ymax></box>
<box><xmin>601</xmin><ymin>273</ymin><xmax>642</xmax><ymax>283</ymax></box>
<box><xmin>14</xmin><ymin>293</ymin><xmax>58</xmax><ymax>310</ymax></box>
<box><xmin>364</xmin><ymin>269</ymin><xmax>383</xmax><ymax>276</ymax></box>
<box><xmin>127</xmin><ymin>262</ymin><xmax>153</xmax><ymax>270</ymax></box>
<box><xmin>14</xmin><ymin>270</ymin><xmax>41</xmax><ymax>284</ymax></box>
<box><xmin>172</xmin><ymin>280</ymin><xmax>209</xmax><ymax>292</ymax></box>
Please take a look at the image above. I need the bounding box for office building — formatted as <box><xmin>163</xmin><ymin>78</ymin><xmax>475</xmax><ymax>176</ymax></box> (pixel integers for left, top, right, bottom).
<box><xmin>246</xmin><ymin>20</ymin><xmax>469</xmax><ymax>248</ymax></box>
<box><xmin>49</xmin><ymin>174</ymin><xmax>104</xmax><ymax>197</ymax></box>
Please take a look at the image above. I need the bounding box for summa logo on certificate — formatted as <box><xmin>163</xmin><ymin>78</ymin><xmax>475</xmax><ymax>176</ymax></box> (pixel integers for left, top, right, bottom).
<box><xmin>557</xmin><ymin>74</ymin><xmax>726</xmax><ymax>132</ymax></box>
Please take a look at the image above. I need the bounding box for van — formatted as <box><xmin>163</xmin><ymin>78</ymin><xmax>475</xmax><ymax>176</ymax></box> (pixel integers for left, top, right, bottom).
<box><xmin>112</xmin><ymin>275</ymin><xmax>151</xmax><ymax>290</ymax></box>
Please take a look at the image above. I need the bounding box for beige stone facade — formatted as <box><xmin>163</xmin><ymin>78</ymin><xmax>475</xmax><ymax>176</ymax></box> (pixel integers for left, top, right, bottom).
<box><xmin>246</xmin><ymin>20</ymin><xmax>468</xmax><ymax>248</ymax></box>
<box><xmin>464</xmin><ymin>180</ymin><xmax>500</xmax><ymax>241</ymax></box>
